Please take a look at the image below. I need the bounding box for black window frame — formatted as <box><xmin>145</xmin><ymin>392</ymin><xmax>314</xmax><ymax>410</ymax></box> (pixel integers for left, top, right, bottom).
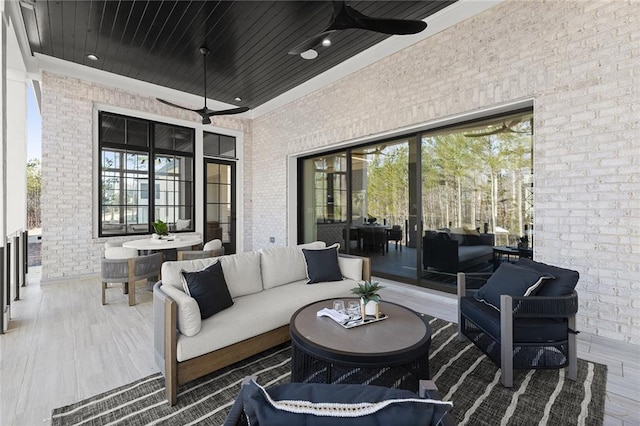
<box><xmin>98</xmin><ymin>111</ymin><xmax>195</xmax><ymax>237</ymax></box>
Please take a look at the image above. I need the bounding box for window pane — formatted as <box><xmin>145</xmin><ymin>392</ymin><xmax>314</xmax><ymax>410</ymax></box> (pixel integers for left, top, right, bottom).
<box><xmin>174</xmin><ymin>128</ymin><xmax>194</xmax><ymax>153</ymax></box>
<box><xmin>154</xmin><ymin>124</ymin><xmax>173</xmax><ymax>150</ymax></box>
<box><xmin>220</xmin><ymin>136</ymin><xmax>236</xmax><ymax>158</ymax></box>
<box><xmin>127</xmin><ymin>119</ymin><xmax>149</xmax><ymax>147</ymax></box>
<box><xmin>101</xmin><ymin>114</ymin><xmax>125</xmax><ymax>144</ymax></box>
<box><xmin>203</xmin><ymin>132</ymin><xmax>220</xmax><ymax>156</ymax></box>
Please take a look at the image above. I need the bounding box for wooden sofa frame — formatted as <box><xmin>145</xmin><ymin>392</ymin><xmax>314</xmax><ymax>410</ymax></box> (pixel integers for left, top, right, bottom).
<box><xmin>154</xmin><ymin>253</ymin><xmax>371</xmax><ymax>405</ymax></box>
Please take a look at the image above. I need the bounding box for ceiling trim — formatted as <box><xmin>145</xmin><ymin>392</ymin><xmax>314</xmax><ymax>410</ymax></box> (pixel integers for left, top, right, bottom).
<box><xmin>251</xmin><ymin>0</ymin><xmax>505</xmax><ymax>118</ymax></box>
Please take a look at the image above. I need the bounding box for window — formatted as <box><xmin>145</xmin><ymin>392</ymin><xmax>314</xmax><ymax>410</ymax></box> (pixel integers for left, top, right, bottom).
<box><xmin>298</xmin><ymin>109</ymin><xmax>533</xmax><ymax>293</ymax></box>
<box><xmin>203</xmin><ymin>132</ymin><xmax>236</xmax><ymax>158</ymax></box>
<box><xmin>99</xmin><ymin>112</ymin><xmax>195</xmax><ymax>236</ymax></box>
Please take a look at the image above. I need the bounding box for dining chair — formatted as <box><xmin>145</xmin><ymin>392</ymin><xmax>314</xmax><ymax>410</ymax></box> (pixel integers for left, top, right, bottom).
<box><xmin>101</xmin><ymin>247</ymin><xmax>163</xmax><ymax>306</ymax></box>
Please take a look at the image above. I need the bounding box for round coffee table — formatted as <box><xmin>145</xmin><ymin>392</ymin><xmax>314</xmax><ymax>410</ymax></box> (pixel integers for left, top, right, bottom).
<box><xmin>289</xmin><ymin>299</ymin><xmax>431</xmax><ymax>392</ymax></box>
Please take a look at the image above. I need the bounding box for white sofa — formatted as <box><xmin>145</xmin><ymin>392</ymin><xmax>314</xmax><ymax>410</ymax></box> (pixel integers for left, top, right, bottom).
<box><xmin>153</xmin><ymin>242</ymin><xmax>371</xmax><ymax>405</ymax></box>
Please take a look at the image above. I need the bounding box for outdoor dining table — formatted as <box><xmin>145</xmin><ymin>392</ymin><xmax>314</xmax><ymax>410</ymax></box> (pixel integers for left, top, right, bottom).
<box><xmin>122</xmin><ymin>234</ymin><xmax>202</xmax><ymax>253</ymax></box>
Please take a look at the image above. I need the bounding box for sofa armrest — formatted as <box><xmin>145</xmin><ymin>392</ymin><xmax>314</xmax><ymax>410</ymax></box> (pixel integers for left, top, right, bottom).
<box><xmin>423</xmin><ymin>237</ymin><xmax>460</xmax><ymax>272</ymax></box>
<box><xmin>338</xmin><ymin>253</ymin><xmax>371</xmax><ymax>281</ymax></box>
<box><xmin>160</xmin><ymin>284</ymin><xmax>202</xmax><ymax>337</ymax></box>
<box><xmin>153</xmin><ymin>282</ymin><xmax>173</xmax><ymax>376</ymax></box>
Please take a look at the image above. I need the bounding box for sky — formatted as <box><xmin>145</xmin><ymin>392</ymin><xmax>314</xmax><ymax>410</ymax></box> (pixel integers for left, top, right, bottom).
<box><xmin>27</xmin><ymin>85</ymin><xmax>41</xmax><ymax>161</ymax></box>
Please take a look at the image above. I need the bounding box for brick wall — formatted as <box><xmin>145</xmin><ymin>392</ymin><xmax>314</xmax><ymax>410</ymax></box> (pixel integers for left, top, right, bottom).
<box><xmin>40</xmin><ymin>73</ymin><xmax>251</xmax><ymax>280</ymax></box>
<box><xmin>250</xmin><ymin>0</ymin><xmax>639</xmax><ymax>343</ymax></box>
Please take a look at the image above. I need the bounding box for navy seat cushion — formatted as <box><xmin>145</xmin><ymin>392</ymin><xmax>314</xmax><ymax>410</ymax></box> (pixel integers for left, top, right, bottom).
<box><xmin>460</xmin><ymin>297</ymin><xmax>568</xmax><ymax>343</ymax></box>
<box><xmin>241</xmin><ymin>380</ymin><xmax>452</xmax><ymax>426</ymax></box>
<box><xmin>516</xmin><ymin>258</ymin><xmax>579</xmax><ymax>297</ymax></box>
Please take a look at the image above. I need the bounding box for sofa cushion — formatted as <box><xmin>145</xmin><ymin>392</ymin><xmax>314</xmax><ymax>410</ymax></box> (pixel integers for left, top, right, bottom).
<box><xmin>303</xmin><ymin>244</ymin><xmax>343</xmax><ymax>284</ymax></box>
<box><xmin>181</xmin><ymin>262</ymin><xmax>233</xmax><ymax>320</ymax></box>
<box><xmin>176</xmin><ymin>278</ymin><xmax>356</xmax><ymax>362</ymax></box>
<box><xmin>241</xmin><ymin>380</ymin><xmax>452</xmax><ymax>426</ymax></box>
<box><xmin>516</xmin><ymin>258</ymin><xmax>579</xmax><ymax>297</ymax></box>
<box><xmin>475</xmin><ymin>263</ymin><xmax>555</xmax><ymax>310</ymax></box>
<box><xmin>260</xmin><ymin>242</ymin><xmax>326</xmax><ymax>290</ymax></box>
<box><xmin>218</xmin><ymin>252</ymin><xmax>264</xmax><ymax>298</ymax></box>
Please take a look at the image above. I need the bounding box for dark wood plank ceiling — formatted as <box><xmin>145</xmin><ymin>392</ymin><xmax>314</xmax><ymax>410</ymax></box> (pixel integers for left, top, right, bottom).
<box><xmin>20</xmin><ymin>1</ymin><xmax>455</xmax><ymax>109</ymax></box>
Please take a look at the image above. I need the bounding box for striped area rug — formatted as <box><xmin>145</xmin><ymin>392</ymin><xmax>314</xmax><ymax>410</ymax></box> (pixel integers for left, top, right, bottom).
<box><xmin>51</xmin><ymin>316</ymin><xmax>606</xmax><ymax>425</ymax></box>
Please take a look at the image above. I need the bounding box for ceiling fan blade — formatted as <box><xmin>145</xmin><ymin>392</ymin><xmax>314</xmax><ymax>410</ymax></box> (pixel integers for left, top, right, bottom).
<box><xmin>206</xmin><ymin>106</ymin><xmax>250</xmax><ymax>117</ymax></box>
<box><xmin>157</xmin><ymin>98</ymin><xmax>201</xmax><ymax>113</ymax></box>
<box><xmin>288</xmin><ymin>30</ymin><xmax>336</xmax><ymax>55</ymax></box>
<box><xmin>354</xmin><ymin>17</ymin><xmax>427</xmax><ymax>35</ymax></box>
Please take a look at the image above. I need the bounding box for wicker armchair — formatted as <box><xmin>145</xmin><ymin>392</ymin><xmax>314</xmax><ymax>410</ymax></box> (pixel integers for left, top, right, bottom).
<box><xmin>101</xmin><ymin>249</ymin><xmax>163</xmax><ymax>306</ymax></box>
<box><xmin>177</xmin><ymin>239</ymin><xmax>225</xmax><ymax>260</ymax></box>
<box><xmin>457</xmin><ymin>259</ymin><xmax>579</xmax><ymax>387</ymax></box>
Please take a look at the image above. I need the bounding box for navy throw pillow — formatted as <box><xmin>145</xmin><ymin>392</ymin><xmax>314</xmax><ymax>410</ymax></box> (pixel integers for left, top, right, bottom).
<box><xmin>516</xmin><ymin>258</ymin><xmax>579</xmax><ymax>296</ymax></box>
<box><xmin>180</xmin><ymin>262</ymin><xmax>233</xmax><ymax>319</ymax></box>
<box><xmin>302</xmin><ymin>245</ymin><xmax>343</xmax><ymax>284</ymax></box>
<box><xmin>475</xmin><ymin>263</ymin><xmax>555</xmax><ymax>311</ymax></box>
<box><xmin>241</xmin><ymin>380</ymin><xmax>453</xmax><ymax>426</ymax></box>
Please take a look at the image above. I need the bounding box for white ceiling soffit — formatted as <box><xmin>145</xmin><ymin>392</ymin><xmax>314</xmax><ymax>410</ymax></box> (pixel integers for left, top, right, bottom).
<box><xmin>9</xmin><ymin>0</ymin><xmax>504</xmax><ymax>120</ymax></box>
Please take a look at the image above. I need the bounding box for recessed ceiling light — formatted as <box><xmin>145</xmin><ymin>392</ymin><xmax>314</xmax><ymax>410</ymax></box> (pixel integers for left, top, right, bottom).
<box><xmin>300</xmin><ymin>49</ymin><xmax>318</xmax><ymax>60</ymax></box>
<box><xmin>86</xmin><ymin>53</ymin><xmax>99</xmax><ymax>61</ymax></box>
<box><xmin>234</xmin><ymin>97</ymin><xmax>242</xmax><ymax>102</ymax></box>
<box><xmin>321</xmin><ymin>38</ymin><xmax>331</xmax><ymax>47</ymax></box>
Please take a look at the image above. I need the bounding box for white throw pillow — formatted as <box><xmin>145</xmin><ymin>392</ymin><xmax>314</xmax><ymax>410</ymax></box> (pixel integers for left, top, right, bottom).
<box><xmin>203</xmin><ymin>239</ymin><xmax>223</xmax><ymax>251</ymax></box>
<box><xmin>338</xmin><ymin>256</ymin><xmax>363</xmax><ymax>281</ymax></box>
<box><xmin>104</xmin><ymin>247</ymin><xmax>138</xmax><ymax>259</ymax></box>
<box><xmin>176</xmin><ymin>219</ymin><xmax>191</xmax><ymax>231</ymax></box>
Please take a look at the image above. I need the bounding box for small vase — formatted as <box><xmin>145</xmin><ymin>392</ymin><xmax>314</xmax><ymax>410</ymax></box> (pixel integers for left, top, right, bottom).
<box><xmin>360</xmin><ymin>298</ymin><xmax>379</xmax><ymax>319</ymax></box>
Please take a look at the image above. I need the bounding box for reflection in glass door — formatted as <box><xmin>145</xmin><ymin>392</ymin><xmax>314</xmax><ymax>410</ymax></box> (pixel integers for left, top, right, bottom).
<box><xmin>205</xmin><ymin>159</ymin><xmax>235</xmax><ymax>254</ymax></box>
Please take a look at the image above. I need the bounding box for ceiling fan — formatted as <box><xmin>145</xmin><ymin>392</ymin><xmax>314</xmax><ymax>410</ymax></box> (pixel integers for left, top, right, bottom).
<box><xmin>463</xmin><ymin>119</ymin><xmax>531</xmax><ymax>138</ymax></box>
<box><xmin>157</xmin><ymin>47</ymin><xmax>249</xmax><ymax>125</ymax></box>
<box><xmin>288</xmin><ymin>1</ymin><xmax>428</xmax><ymax>56</ymax></box>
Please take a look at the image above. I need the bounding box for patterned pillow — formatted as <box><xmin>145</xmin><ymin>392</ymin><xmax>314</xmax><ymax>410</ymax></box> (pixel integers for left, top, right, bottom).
<box><xmin>241</xmin><ymin>380</ymin><xmax>453</xmax><ymax>426</ymax></box>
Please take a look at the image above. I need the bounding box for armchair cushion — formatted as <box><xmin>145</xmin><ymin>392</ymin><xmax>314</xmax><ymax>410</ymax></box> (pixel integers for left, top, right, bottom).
<box><xmin>475</xmin><ymin>263</ymin><xmax>555</xmax><ymax>310</ymax></box>
<box><xmin>241</xmin><ymin>379</ymin><xmax>452</xmax><ymax>426</ymax></box>
<box><xmin>302</xmin><ymin>244</ymin><xmax>343</xmax><ymax>284</ymax></box>
<box><xmin>516</xmin><ymin>258</ymin><xmax>579</xmax><ymax>297</ymax></box>
<box><xmin>181</xmin><ymin>262</ymin><xmax>233</xmax><ymax>320</ymax></box>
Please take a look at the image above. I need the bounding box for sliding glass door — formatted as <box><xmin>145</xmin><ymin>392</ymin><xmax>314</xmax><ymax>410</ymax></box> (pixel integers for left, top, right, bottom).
<box><xmin>298</xmin><ymin>109</ymin><xmax>533</xmax><ymax>293</ymax></box>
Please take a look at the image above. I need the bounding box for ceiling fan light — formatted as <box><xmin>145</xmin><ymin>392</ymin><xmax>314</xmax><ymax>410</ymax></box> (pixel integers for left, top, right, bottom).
<box><xmin>86</xmin><ymin>53</ymin><xmax>99</xmax><ymax>61</ymax></box>
<box><xmin>300</xmin><ymin>49</ymin><xmax>318</xmax><ymax>60</ymax></box>
<box><xmin>321</xmin><ymin>38</ymin><xmax>331</xmax><ymax>47</ymax></box>
<box><xmin>234</xmin><ymin>97</ymin><xmax>242</xmax><ymax>102</ymax></box>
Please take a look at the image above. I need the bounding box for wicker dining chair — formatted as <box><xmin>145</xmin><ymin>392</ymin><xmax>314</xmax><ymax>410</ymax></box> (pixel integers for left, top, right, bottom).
<box><xmin>101</xmin><ymin>248</ymin><xmax>163</xmax><ymax>306</ymax></box>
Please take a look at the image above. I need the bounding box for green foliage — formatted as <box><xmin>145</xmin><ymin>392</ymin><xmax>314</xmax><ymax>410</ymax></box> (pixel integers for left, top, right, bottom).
<box><xmin>27</xmin><ymin>159</ymin><xmax>41</xmax><ymax>230</ymax></box>
<box><xmin>350</xmin><ymin>280</ymin><xmax>385</xmax><ymax>305</ymax></box>
<box><xmin>152</xmin><ymin>219</ymin><xmax>168</xmax><ymax>236</ymax></box>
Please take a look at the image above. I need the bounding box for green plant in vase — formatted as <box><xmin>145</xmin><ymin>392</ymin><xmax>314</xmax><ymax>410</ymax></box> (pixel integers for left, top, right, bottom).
<box><xmin>152</xmin><ymin>219</ymin><xmax>169</xmax><ymax>238</ymax></box>
<box><xmin>350</xmin><ymin>280</ymin><xmax>384</xmax><ymax>319</ymax></box>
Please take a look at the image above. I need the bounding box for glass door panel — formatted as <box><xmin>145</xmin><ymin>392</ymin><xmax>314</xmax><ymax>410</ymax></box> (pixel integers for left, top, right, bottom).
<box><xmin>205</xmin><ymin>159</ymin><xmax>236</xmax><ymax>254</ymax></box>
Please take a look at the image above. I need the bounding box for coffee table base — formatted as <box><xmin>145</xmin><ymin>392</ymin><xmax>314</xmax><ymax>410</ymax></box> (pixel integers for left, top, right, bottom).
<box><xmin>291</xmin><ymin>344</ymin><xmax>429</xmax><ymax>391</ymax></box>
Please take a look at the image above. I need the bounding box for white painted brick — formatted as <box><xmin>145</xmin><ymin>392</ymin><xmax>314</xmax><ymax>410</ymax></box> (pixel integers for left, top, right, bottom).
<box><xmin>39</xmin><ymin>0</ymin><xmax>640</xmax><ymax>346</ymax></box>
